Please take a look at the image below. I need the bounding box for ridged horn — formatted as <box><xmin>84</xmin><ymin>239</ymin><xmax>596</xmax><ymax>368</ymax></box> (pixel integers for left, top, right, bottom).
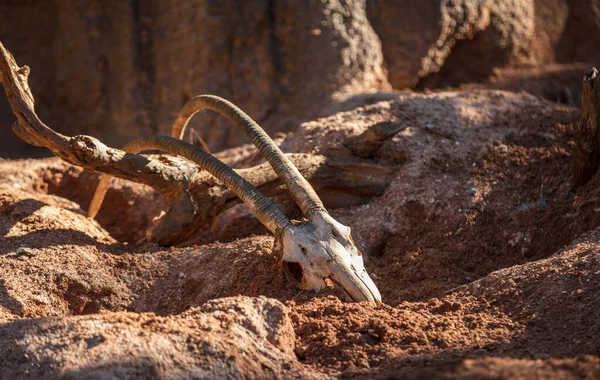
<box><xmin>88</xmin><ymin>136</ymin><xmax>291</xmax><ymax>237</ymax></box>
<box><xmin>172</xmin><ymin>95</ymin><xmax>326</xmax><ymax>217</ymax></box>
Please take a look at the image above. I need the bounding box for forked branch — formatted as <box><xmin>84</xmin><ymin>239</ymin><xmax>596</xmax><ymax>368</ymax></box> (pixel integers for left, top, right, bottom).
<box><xmin>0</xmin><ymin>41</ymin><xmax>393</xmax><ymax>248</ymax></box>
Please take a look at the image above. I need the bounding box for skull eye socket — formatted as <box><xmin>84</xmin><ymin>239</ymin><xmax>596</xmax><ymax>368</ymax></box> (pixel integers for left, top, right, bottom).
<box><xmin>282</xmin><ymin>261</ymin><xmax>303</xmax><ymax>285</ymax></box>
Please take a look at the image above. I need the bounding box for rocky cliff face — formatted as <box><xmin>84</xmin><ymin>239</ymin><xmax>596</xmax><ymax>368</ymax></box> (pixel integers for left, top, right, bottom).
<box><xmin>1</xmin><ymin>0</ymin><xmax>598</xmax><ymax>158</ymax></box>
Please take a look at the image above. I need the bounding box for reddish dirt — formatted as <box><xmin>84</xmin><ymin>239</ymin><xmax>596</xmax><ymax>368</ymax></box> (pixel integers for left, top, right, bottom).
<box><xmin>0</xmin><ymin>89</ymin><xmax>599</xmax><ymax>378</ymax></box>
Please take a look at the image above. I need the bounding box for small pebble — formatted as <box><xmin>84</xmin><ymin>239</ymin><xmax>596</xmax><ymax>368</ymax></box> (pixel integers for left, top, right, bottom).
<box><xmin>16</xmin><ymin>247</ymin><xmax>37</xmax><ymax>258</ymax></box>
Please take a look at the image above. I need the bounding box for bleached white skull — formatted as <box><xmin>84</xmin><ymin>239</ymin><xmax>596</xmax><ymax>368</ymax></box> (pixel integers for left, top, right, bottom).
<box><xmin>281</xmin><ymin>211</ymin><xmax>381</xmax><ymax>304</ymax></box>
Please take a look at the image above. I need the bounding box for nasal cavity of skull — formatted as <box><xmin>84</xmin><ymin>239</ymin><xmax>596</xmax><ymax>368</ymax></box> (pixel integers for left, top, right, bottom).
<box><xmin>283</xmin><ymin>261</ymin><xmax>303</xmax><ymax>285</ymax></box>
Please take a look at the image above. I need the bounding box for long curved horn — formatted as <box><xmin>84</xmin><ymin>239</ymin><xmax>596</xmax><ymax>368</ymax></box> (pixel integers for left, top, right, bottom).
<box><xmin>89</xmin><ymin>136</ymin><xmax>291</xmax><ymax>237</ymax></box>
<box><xmin>172</xmin><ymin>95</ymin><xmax>326</xmax><ymax>217</ymax></box>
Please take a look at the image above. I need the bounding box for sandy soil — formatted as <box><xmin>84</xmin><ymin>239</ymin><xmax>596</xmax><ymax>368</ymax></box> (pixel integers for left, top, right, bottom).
<box><xmin>0</xmin><ymin>88</ymin><xmax>599</xmax><ymax>378</ymax></box>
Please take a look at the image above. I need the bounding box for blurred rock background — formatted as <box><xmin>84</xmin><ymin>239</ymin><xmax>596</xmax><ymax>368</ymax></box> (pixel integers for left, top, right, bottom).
<box><xmin>1</xmin><ymin>0</ymin><xmax>597</xmax><ymax>157</ymax></box>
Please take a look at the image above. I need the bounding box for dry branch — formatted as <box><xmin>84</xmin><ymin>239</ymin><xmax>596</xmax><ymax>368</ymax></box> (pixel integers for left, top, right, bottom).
<box><xmin>0</xmin><ymin>42</ymin><xmax>193</xmax><ymax>199</ymax></box>
<box><xmin>0</xmin><ymin>41</ymin><xmax>394</xmax><ymax>245</ymax></box>
<box><xmin>151</xmin><ymin>154</ymin><xmax>394</xmax><ymax>245</ymax></box>
<box><xmin>343</xmin><ymin>120</ymin><xmax>406</xmax><ymax>158</ymax></box>
<box><xmin>575</xmin><ymin>68</ymin><xmax>600</xmax><ymax>188</ymax></box>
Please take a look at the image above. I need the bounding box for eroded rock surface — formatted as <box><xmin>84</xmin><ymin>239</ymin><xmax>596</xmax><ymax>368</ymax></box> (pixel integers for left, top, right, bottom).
<box><xmin>0</xmin><ymin>296</ymin><xmax>318</xmax><ymax>379</ymax></box>
<box><xmin>368</xmin><ymin>0</ymin><xmax>597</xmax><ymax>90</ymax></box>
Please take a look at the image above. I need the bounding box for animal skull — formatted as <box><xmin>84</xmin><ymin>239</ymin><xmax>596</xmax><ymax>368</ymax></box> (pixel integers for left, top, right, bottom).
<box><xmin>89</xmin><ymin>95</ymin><xmax>382</xmax><ymax>305</ymax></box>
<box><xmin>281</xmin><ymin>211</ymin><xmax>381</xmax><ymax>304</ymax></box>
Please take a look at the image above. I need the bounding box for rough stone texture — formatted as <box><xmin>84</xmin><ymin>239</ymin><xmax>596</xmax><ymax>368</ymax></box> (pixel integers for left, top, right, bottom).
<box><xmin>368</xmin><ymin>0</ymin><xmax>598</xmax><ymax>89</ymax></box>
<box><xmin>0</xmin><ymin>0</ymin><xmax>388</xmax><ymax>157</ymax></box>
<box><xmin>427</xmin><ymin>0</ymin><xmax>535</xmax><ymax>86</ymax></box>
<box><xmin>369</xmin><ymin>0</ymin><xmax>535</xmax><ymax>88</ymax></box>
<box><xmin>555</xmin><ymin>0</ymin><xmax>600</xmax><ymax>63</ymax></box>
<box><xmin>531</xmin><ymin>0</ymin><xmax>569</xmax><ymax>64</ymax></box>
<box><xmin>364</xmin><ymin>1</ymin><xmax>443</xmax><ymax>89</ymax></box>
<box><xmin>0</xmin><ymin>0</ymin><xmax>145</xmax><ymax>158</ymax></box>
<box><xmin>0</xmin><ymin>296</ymin><xmax>316</xmax><ymax>379</ymax></box>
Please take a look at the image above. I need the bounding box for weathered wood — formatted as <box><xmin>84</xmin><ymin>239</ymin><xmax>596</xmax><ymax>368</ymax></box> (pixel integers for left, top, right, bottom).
<box><xmin>575</xmin><ymin>68</ymin><xmax>600</xmax><ymax>188</ymax></box>
<box><xmin>343</xmin><ymin>120</ymin><xmax>406</xmax><ymax>158</ymax></box>
<box><xmin>0</xmin><ymin>42</ymin><xmax>193</xmax><ymax>200</ymax></box>
<box><xmin>150</xmin><ymin>154</ymin><xmax>395</xmax><ymax>245</ymax></box>
<box><xmin>0</xmin><ymin>42</ymin><xmax>394</xmax><ymax>245</ymax></box>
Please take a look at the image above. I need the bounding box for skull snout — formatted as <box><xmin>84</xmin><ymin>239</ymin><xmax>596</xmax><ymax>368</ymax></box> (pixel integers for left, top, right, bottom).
<box><xmin>327</xmin><ymin>258</ymin><xmax>382</xmax><ymax>306</ymax></box>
